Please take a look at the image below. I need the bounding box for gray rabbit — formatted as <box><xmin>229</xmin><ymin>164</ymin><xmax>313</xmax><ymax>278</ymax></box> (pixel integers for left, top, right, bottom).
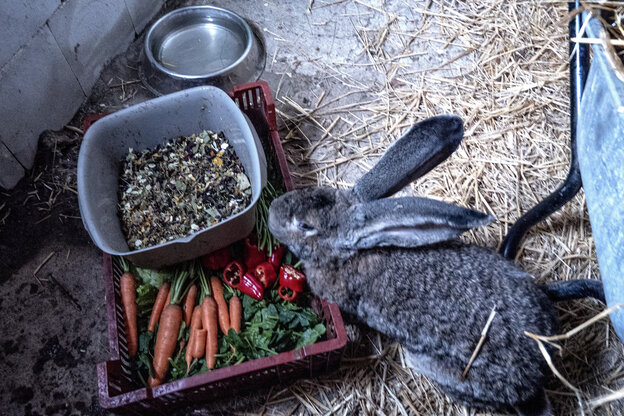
<box><xmin>268</xmin><ymin>115</ymin><xmax>604</xmax><ymax>416</ymax></box>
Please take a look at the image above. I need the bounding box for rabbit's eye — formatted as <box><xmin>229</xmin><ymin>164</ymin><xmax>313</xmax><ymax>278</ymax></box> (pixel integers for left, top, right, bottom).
<box><xmin>292</xmin><ymin>218</ymin><xmax>317</xmax><ymax>236</ymax></box>
<box><xmin>296</xmin><ymin>220</ymin><xmax>315</xmax><ymax>232</ymax></box>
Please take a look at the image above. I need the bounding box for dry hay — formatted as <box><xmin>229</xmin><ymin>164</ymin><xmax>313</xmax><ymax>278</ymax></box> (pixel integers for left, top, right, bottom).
<box><xmin>574</xmin><ymin>1</ymin><xmax>624</xmax><ymax>83</ymax></box>
<box><xmin>255</xmin><ymin>0</ymin><xmax>624</xmax><ymax>415</ymax></box>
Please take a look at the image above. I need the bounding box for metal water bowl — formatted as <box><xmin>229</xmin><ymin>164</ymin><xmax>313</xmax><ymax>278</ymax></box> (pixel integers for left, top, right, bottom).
<box><xmin>140</xmin><ymin>6</ymin><xmax>266</xmax><ymax>95</ymax></box>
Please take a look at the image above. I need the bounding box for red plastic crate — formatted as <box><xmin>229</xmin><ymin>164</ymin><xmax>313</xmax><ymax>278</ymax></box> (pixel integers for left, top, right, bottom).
<box><xmin>94</xmin><ymin>81</ymin><xmax>347</xmax><ymax>414</ymax></box>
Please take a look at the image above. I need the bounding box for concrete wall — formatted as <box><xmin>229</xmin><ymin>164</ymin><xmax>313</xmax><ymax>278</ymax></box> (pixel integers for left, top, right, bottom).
<box><xmin>0</xmin><ymin>0</ymin><xmax>165</xmax><ymax>189</ymax></box>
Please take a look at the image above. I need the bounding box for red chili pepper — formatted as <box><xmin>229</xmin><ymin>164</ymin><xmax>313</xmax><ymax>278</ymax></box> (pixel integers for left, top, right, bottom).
<box><xmin>279</xmin><ymin>265</ymin><xmax>306</xmax><ymax>293</ymax></box>
<box><xmin>278</xmin><ymin>285</ymin><xmax>299</xmax><ymax>302</ymax></box>
<box><xmin>244</xmin><ymin>237</ymin><xmax>266</xmax><ymax>270</ymax></box>
<box><xmin>202</xmin><ymin>246</ymin><xmax>232</xmax><ymax>270</ymax></box>
<box><xmin>269</xmin><ymin>245</ymin><xmax>286</xmax><ymax>270</ymax></box>
<box><xmin>254</xmin><ymin>262</ymin><xmax>277</xmax><ymax>288</ymax></box>
<box><xmin>222</xmin><ymin>261</ymin><xmax>245</xmax><ymax>289</ymax></box>
<box><xmin>239</xmin><ymin>273</ymin><xmax>264</xmax><ymax>300</ymax></box>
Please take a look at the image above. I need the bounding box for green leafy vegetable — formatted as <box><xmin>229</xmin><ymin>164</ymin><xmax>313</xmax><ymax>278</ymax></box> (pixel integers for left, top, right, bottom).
<box><xmin>135</xmin><ymin>330</ymin><xmax>155</xmax><ymax>383</ymax></box>
<box><xmin>133</xmin><ymin>266</ymin><xmax>175</xmax><ymax>289</ymax></box>
<box><xmin>220</xmin><ymin>289</ymin><xmax>326</xmax><ymax>364</ymax></box>
<box><xmin>296</xmin><ymin>323</ymin><xmax>327</xmax><ymax>349</ymax></box>
<box><xmin>135</xmin><ymin>282</ymin><xmax>158</xmax><ymax>321</ymax></box>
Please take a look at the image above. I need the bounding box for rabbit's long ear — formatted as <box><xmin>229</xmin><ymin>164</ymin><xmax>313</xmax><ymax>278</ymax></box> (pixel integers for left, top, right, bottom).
<box><xmin>353</xmin><ymin>115</ymin><xmax>463</xmax><ymax>202</ymax></box>
<box><xmin>337</xmin><ymin>197</ymin><xmax>492</xmax><ymax>249</ymax></box>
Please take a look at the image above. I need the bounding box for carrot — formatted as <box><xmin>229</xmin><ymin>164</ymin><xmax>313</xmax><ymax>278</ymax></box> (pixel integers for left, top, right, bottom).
<box><xmin>229</xmin><ymin>296</ymin><xmax>241</xmax><ymax>334</ymax></box>
<box><xmin>152</xmin><ymin>304</ymin><xmax>183</xmax><ymax>381</ymax></box>
<box><xmin>175</xmin><ymin>280</ymin><xmax>196</xmax><ymax>354</ymax></box>
<box><xmin>197</xmin><ymin>263</ymin><xmax>219</xmax><ymax>370</ymax></box>
<box><xmin>150</xmin><ymin>269</ymin><xmax>189</xmax><ymax>385</ymax></box>
<box><xmin>185</xmin><ymin>328</ymin><xmax>207</xmax><ymax>376</ymax></box>
<box><xmin>148</xmin><ymin>282</ymin><xmax>170</xmax><ymax>332</ymax></box>
<box><xmin>183</xmin><ymin>284</ymin><xmax>197</xmax><ymax>327</ymax></box>
<box><xmin>227</xmin><ymin>295</ymin><xmax>242</xmax><ymax>354</ymax></box>
<box><xmin>185</xmin><ymin>341</ymin><xmax>195</xmax><ymax>377</ymax></box>
<box><xmin>147</xmin><ymin>376</ymin><xmax>161</xmax><ymax>388</ymax></box>
<box><xmin>201</xmin><ymin>297</ymin><xmax>219</xmax><ymax>369</ymax></box>
<box><xmin>185</xmin><ymin>306</ymin><xmax>202</xmax><ymax>375</ymax></box>
<box><xmin>119</xmin><ymin>264</ymin><xmax>138</xmax><ymax>358</ymax></box>
<box><xmin>191</xmin><ymin>328</ymin><xmax>207</xmax><ymax>358</ymax></box>
<box><xmin>165</xmin><ymin>291</ymin><xmax>171</xmax><ymax>311</ymax></box>
<box><xmin>210</xmin><ymin>276</ymin><xmax>230</xmax><ymax>334</ymax></box>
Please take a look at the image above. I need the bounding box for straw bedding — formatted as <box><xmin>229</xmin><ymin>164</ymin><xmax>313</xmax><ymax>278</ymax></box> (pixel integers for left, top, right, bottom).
<box><xmin>256</xmin><ymin>1</ymin><xmax>624</xmax><ymax>415</ymax></box>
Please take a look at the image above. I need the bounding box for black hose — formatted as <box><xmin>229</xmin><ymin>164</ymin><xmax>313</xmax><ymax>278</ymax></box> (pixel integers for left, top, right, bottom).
<box><xmin>499</xmin><ymin>1</ymin><xmax>590</xmax><ymax>259</ymax></box>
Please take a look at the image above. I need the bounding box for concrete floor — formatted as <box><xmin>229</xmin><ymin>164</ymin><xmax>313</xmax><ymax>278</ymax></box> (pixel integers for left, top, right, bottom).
<box><xmin>2</xmin><ymin>1</ymin><xmax>618</xmax><ymax>415</ymax></box>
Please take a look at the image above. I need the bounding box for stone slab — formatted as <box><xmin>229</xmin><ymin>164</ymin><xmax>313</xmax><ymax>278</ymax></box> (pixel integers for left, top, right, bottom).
<box><xmin>0</xmin><ymin>0</ymin><xmax>60</xmax><ymax>69</ymax></box>
<box><xmin>0</xmin><ymin>25</ymin><xmax>85</xmax><ymax>171</ymax></box>
<box><xmin>0</xmin><ymin>142</ymin><xmax>25</xmax><ymax>190</ymax></box>
<box><xmin>123</xmin><ymin>0</ymin><xmax>165</xmax><ymax>34</ymax></box>
<box><xmin>47</xmin><ymin>0</ymin><xmax>135</xmax><ymax>93</ymax></box>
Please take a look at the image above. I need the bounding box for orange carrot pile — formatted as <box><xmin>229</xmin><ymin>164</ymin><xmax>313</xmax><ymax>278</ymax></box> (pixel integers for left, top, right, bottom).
<box><xmin>139</xmin><ymin>260</ymin><xmax>231</xmax><ymax>385</ymax></box>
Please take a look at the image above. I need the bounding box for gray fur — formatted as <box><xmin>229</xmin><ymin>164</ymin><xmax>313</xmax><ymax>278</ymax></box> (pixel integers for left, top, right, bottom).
<box><xmin>267</xmin><ymin>116</ymin><xmax>562</xmax><ymax>415</ymax></box>
<box><xmin>339</xmin><ymin>197</ymin><xmax>493</xmax><ymax>249</ymax></box>
<box><xmin>353</xmin><ymin>114</ymin><xmax>463</xmax><ymax>202</ymax></box>
<box><xmin>268</xmin><ymin>187</ymin><xmax>558</xmax><ymax>414</ymax></box>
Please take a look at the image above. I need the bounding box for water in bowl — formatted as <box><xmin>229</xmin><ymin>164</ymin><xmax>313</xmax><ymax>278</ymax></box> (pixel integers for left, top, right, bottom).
<box><xmin>157</xmin><ymin>23</ymin><xmax>247</xmax><ymax>76</ymax></box>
